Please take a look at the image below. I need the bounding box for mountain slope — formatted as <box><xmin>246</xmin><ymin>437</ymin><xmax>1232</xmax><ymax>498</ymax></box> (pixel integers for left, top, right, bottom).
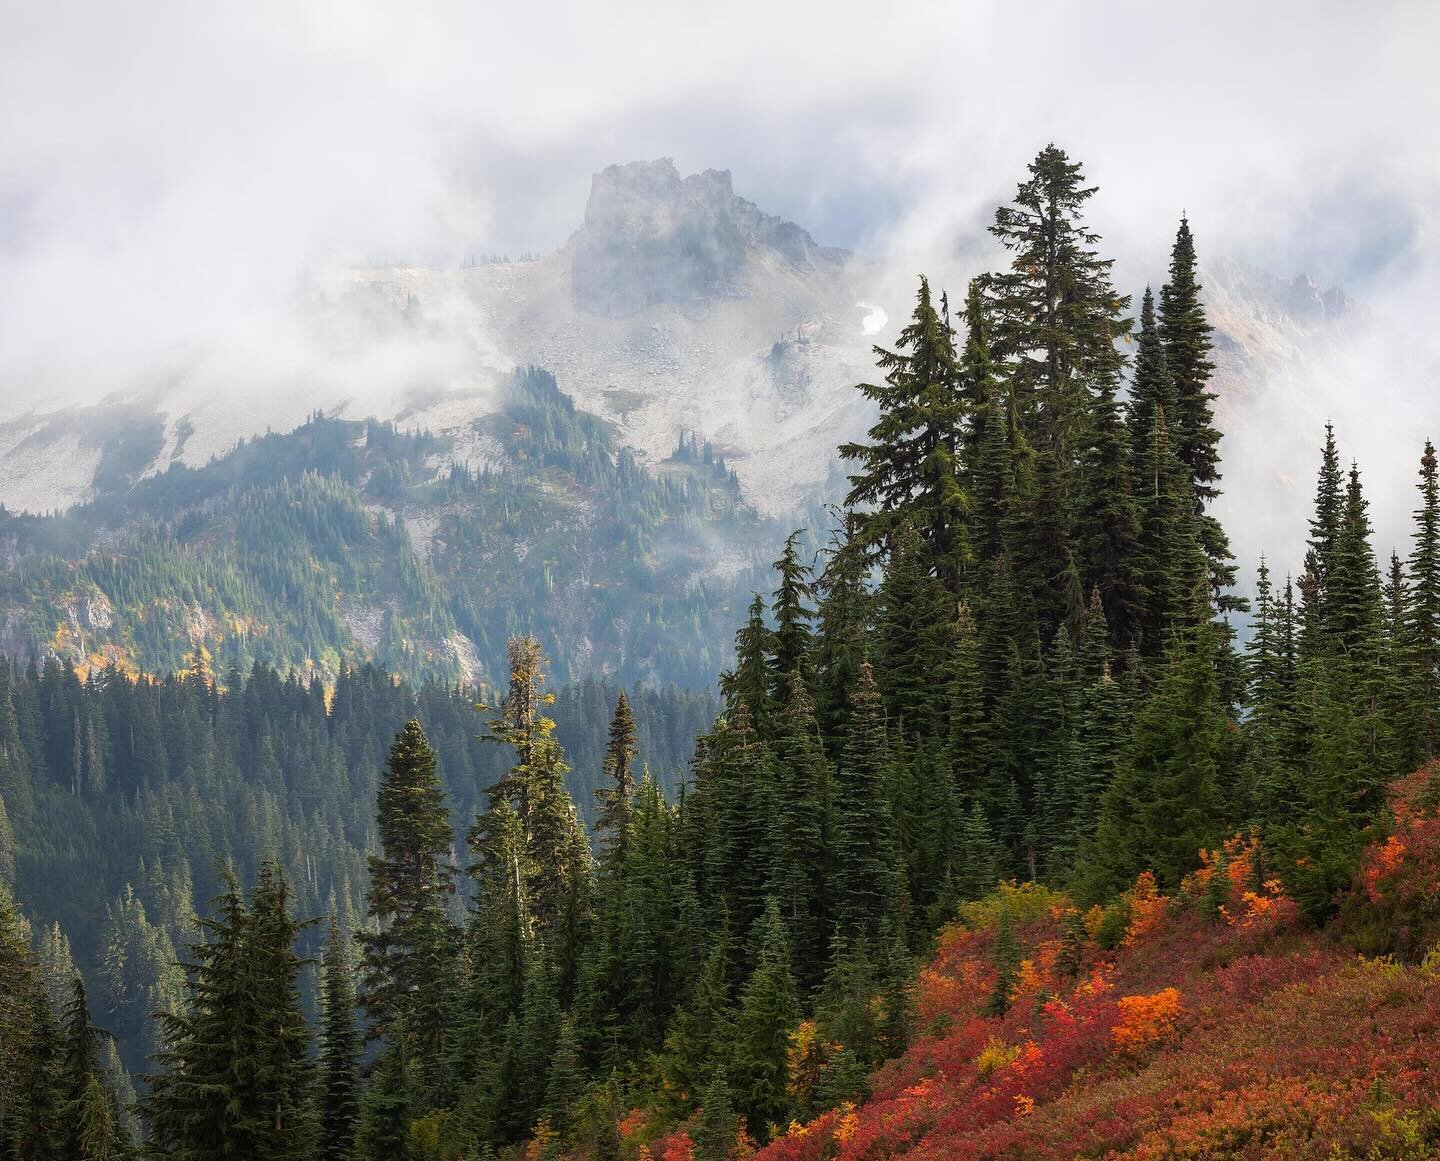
<box><xmin>0</xmin><ymin>368</ymin><xmax>777</xmax><ymax>688</ymax></box>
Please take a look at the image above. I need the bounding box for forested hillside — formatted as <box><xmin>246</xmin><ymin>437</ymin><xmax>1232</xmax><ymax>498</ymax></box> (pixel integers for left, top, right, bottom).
<box><xmin>0</xmin><ymin>366</ymin><xmax>778</xmax><ymax>689</ymax></box>
<box><xmin>4</xmin><ymin>143</ymin><xmax>1440</xmax><ymax>1160</ymax></box>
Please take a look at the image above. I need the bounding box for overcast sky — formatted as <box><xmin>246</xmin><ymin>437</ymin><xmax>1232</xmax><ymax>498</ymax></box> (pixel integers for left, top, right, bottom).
<box><xmin>2</xmin><ymin>0</ymin><xmax>1439</xmax><ymax>566</ymax></box>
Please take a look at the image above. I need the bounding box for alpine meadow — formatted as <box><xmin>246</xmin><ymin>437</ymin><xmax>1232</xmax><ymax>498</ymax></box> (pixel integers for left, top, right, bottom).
<box><xmin>4</xmin><ymin>5</ymin><xmax>1440</xmax><ymax>1159</ymax></box>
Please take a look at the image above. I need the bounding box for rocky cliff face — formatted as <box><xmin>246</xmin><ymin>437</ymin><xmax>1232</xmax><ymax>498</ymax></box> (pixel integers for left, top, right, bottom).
<box><xmin>571</xmin><ymin>159</ymin><xmax>845</xmax><ymax>317</ymax></box>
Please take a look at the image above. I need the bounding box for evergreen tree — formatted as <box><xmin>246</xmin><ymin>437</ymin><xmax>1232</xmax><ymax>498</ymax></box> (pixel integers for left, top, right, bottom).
<box><xmin>840</xmin><ymin>275</ymin><xmax>969</xmax><ymax>587</ymax></box>
<box><xmin>812</xmin><ymin>518</ymin><xmax>871</xmax><ymax>753</ymax></box>
<box><xmin>720</xmin><ymin>596</ymin><xmax>777</xmax><ymax>735</ymax></box>
<box><xmin>986</xmin><ymin>144</ymin><xmax>1130</xmax><ymax>473</ymax></box>
<box><xmin>593</xmin><ymin>691</ymin><xmax>638</xmax><ymax>859</ymax></box>
<box><xmin>1135</xmin><ymin>405</ymin><xmax>1206</xmax><ymax>657</ymax></box>
<box><xmin>873</xmin><ymin>521</ymin><xmax>952</xmax><ymax>735</ymax></box>
<box><xmin>358</xmin><ymin>720</ymin><xmax>458</xmax><ymax>1069</ymax></box>
<box><xmin>352</xmin><ymin>1046</ymin><xmax>415</xmax><ymax>1161</ymax></box>
<box><xmin>1126</xmin><ymin>287</ymin><xmax>1174</xmax><ymax>481</ymax></box>
<box><xmin>1075</xmin><ymin>351</ymin><xmax>1144</xmax><ymax>653</ymax></box>
<box><xmin>1308</xmin><ymin>423</ymin><xmax>1345</xmax><ymax>621</ymax></box>
<box><xmin>317</xmin><ymin>918</ymin><xmax>360</xmax><ymax>1161</ymax></box>
<box><xmin>661</xmin><ymin>937</ymin><xmax>735</xmax><ymax>1112</ymax></box>
<box><xmin>1406</xmin><ymin>440</ymin><xmax>1440</xmax><ymax>760</ymax></box>
<box><xmin>542</xmin><ymin>1014</ymin><xmax>584</xmax><ymax>1143</ymax></box>
<box><xmin>693</xmin><ymin>1069</ymin><xmax>737</xmax><ymax>1161</ymax></box>
<box><xmin>57</xmin><ymin>977</ymin><xmax>130</xmax><ymax>1161</ymax></box>
<box><xmin>1077</xmin><ymin>602</ymin><xmax>1227</xmax><ymax>897</ymax></box>
<box><xmin>730</xmin><ymin>900</ymin><xmax>799</xmax><ymax>1143</ymax></box>
<box><xmin>832</xmin><ymin>664</ymin><xmax>901</xmax><ymax>935</ymax></box>
<box><xmin>1159</xmin><ymin>216</ymin><xmax>1239</xmax><ymax>606</ymax></box>
<box><xmin>142</xmin><ymin>864</ymin><xmax>317</xmax><ymax>1160</ymax></box>
<box><xmin>770</xmin><ymin>531</ymin><xmax>817</xmax><ymax>706</ymax></box>
<box><xmin>766</xmin><ymin>679</ymin><xmax>831</xmax><ymax>989</ymax></box>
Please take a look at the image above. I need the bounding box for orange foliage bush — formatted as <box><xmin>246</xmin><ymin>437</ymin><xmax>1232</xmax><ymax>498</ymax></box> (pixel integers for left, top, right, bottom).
<box><xmin>1110</xmin><ymin>987</ymin><xmax>1183</xmax><ymax>1056</ymax></box>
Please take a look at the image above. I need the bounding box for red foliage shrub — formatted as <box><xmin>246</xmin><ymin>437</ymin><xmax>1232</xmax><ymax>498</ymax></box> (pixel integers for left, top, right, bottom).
<box><xmin>753</xmin><ymin>824</ymin><xmax>1440</xmax><ymax>1160</ymax></box>
<box><xmin>1341</xmin><ymin>763</ymin><xmax>1440</xmax><ymax>959</ymax></box>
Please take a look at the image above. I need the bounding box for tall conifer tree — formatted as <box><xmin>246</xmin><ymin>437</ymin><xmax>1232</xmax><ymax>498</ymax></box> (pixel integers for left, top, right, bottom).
<box><xmin>840</xmin><ymin>275</ymin><xmax>969</xmax><ymax>588</ymax></box>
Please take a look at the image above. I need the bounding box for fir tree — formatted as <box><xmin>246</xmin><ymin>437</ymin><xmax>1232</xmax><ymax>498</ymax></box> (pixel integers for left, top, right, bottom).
<box><xmin>730</xmin><ymin>900</ymin><xmax>800</xmax><ymax>1143</ymax></box>
<box><xmin>352</xmin><ymin>1046</ymin><xmax>415</xmax><ymax>1161</ymax></box>
<box><xmin>358</xmin><ymin>720</ymin><xmax>458</xmax><ymax>1068</ymax></box>
<box><xmin>693</xmin><ymin>1069</ymin><xmax>738</xmax><ymax>1161</ymax></box>
<box><xmin>720</xmin><ymin>595</ymin><xmax>777</xmax><ymax>735</ymax></box>
<box><xmin>1406</xmin><ymin>440</ymin><xmax>1440</xmax><ymax>759</ymax></box>
<box><xmin>1159</xmin><ymin>217</ymin><xmax>1239</xmax><ymax>607</ymax></box>
<box><xmin>593</xmin><ymin>691</ymin><xmax>638</xmax><ymax>859</ymax></box>
<box><xmin>812</xmin><ymin>517</ymin><xmax>871</xmax><ymax>753</ymax></box>
<box><xmin>662</xmin><ymin>937</ymin><xmax>735</xmax><ymax>1112</ymax></box>
<box><xmin>840</xmin><ymin>275</ymin><xmax>970</xmax><ymax>587</ymax></box>
<box><xmin>986</xmin><ymin>144</ymin><xmax>1130</xmax><ymax>468</ymax></box>
<box><xmin>1077</xmin><ymin>602</ymin><xmax>1227</xmax><ymax>897</ymax></box>
<box><xmin>57</xmin><ymin>976</ymin><xmax>129</xmax><ymax>1161</ymax></box>
<box><xmin>1075</xmin><ymin>352</ymin><xmax>1145</xmax><ymax>653</ymax></box>
<box><xmin>832</xmin><ymin>664</ymin><xmax>901</xmax><ymax>935</ymax></box>
<box><xmin>142</xmin><ymin>864</ymin><xmax>317</xmax><ymax>1160</ymax></box>
<box><xmin>1308</xmin><ymin>423</ymin><xmax>1345</xmax><ymax>620</ymax></box>
<box><xmin>766</xmin><ymin>679</ymin><xmax>831</xmax><ymax>989</ymax></box>
<box><xmin>770</xmin><ymin>531</ymin><xmax>817</xmax><ymax>706</ymax></box>
<box><xmin>1126</xmin><ymin>287</ymin><xmax>1174</xmax><ymax>481</ymax></box>
<box><xmin>317</xmin><ymin>918</ymin><xmax>360</xmax><ymax>1161</ymax></box>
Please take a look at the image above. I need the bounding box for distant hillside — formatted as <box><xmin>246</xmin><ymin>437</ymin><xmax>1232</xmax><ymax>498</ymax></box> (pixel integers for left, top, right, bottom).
<box><xmin>0</xmin><ymin>366</ymin><xmax>784</xmax><ymax>689</ymax></box>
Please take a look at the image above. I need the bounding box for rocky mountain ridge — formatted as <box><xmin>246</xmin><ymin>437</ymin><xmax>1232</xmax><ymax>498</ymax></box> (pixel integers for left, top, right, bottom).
<box><xmin>0</xmin><ymin>160</ymin><xmax>1361</xmax><ymax>522</ymax></box>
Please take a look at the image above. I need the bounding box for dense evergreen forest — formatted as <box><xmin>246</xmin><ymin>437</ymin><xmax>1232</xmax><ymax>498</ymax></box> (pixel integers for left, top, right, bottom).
<box><xmin>4</xmin><ymin>144</ymin><xmax>1440</xmax><ymax>1159</ymax></box>
<box><xmin>0</xmin><ymin>366</ymin><xmax>776</xmax><ymax>689</ymax></box>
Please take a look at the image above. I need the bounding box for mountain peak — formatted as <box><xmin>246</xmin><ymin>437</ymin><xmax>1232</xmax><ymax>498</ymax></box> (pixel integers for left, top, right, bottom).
<box><xmin>571</xmin><ymin>159</ymin><xmax>843</xmax><ymax>318</ymax></box>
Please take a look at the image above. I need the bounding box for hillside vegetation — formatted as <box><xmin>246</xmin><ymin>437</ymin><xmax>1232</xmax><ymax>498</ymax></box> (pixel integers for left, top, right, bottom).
<box><xmin>0</xmin><ymin>367</ymin><xmax>773</xmax><ymax>689</ymax></box>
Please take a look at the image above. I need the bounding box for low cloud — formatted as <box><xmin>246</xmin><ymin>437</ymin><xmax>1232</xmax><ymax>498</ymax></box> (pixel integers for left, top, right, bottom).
<box><xmin>1</xmin><ymin>0</ymin><xmax>1437</xmax><ymax>572</ymax></box>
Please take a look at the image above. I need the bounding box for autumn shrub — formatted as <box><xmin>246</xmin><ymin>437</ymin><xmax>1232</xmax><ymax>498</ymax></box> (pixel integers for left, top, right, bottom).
<box><xmin>1340</xmin><ymin>764</ymin><xmax>1440</xmax><ymax>959</ymax></box>
<box><xmin>1110</xmin><ymin>987</ymin><xmax>1183</xmax><ymax>1057</ymax></box>
<box><xmin>956</xmin><ymin>881</ymin><xmax>1068</xmax><ymax>932</ymax></box>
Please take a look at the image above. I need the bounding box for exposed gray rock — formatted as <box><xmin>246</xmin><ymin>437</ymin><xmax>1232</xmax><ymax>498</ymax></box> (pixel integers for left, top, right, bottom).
<box><xmin>571</xmin><ymin>159</ymin><xmax>846</xmax><ymax>317</ymax></box>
